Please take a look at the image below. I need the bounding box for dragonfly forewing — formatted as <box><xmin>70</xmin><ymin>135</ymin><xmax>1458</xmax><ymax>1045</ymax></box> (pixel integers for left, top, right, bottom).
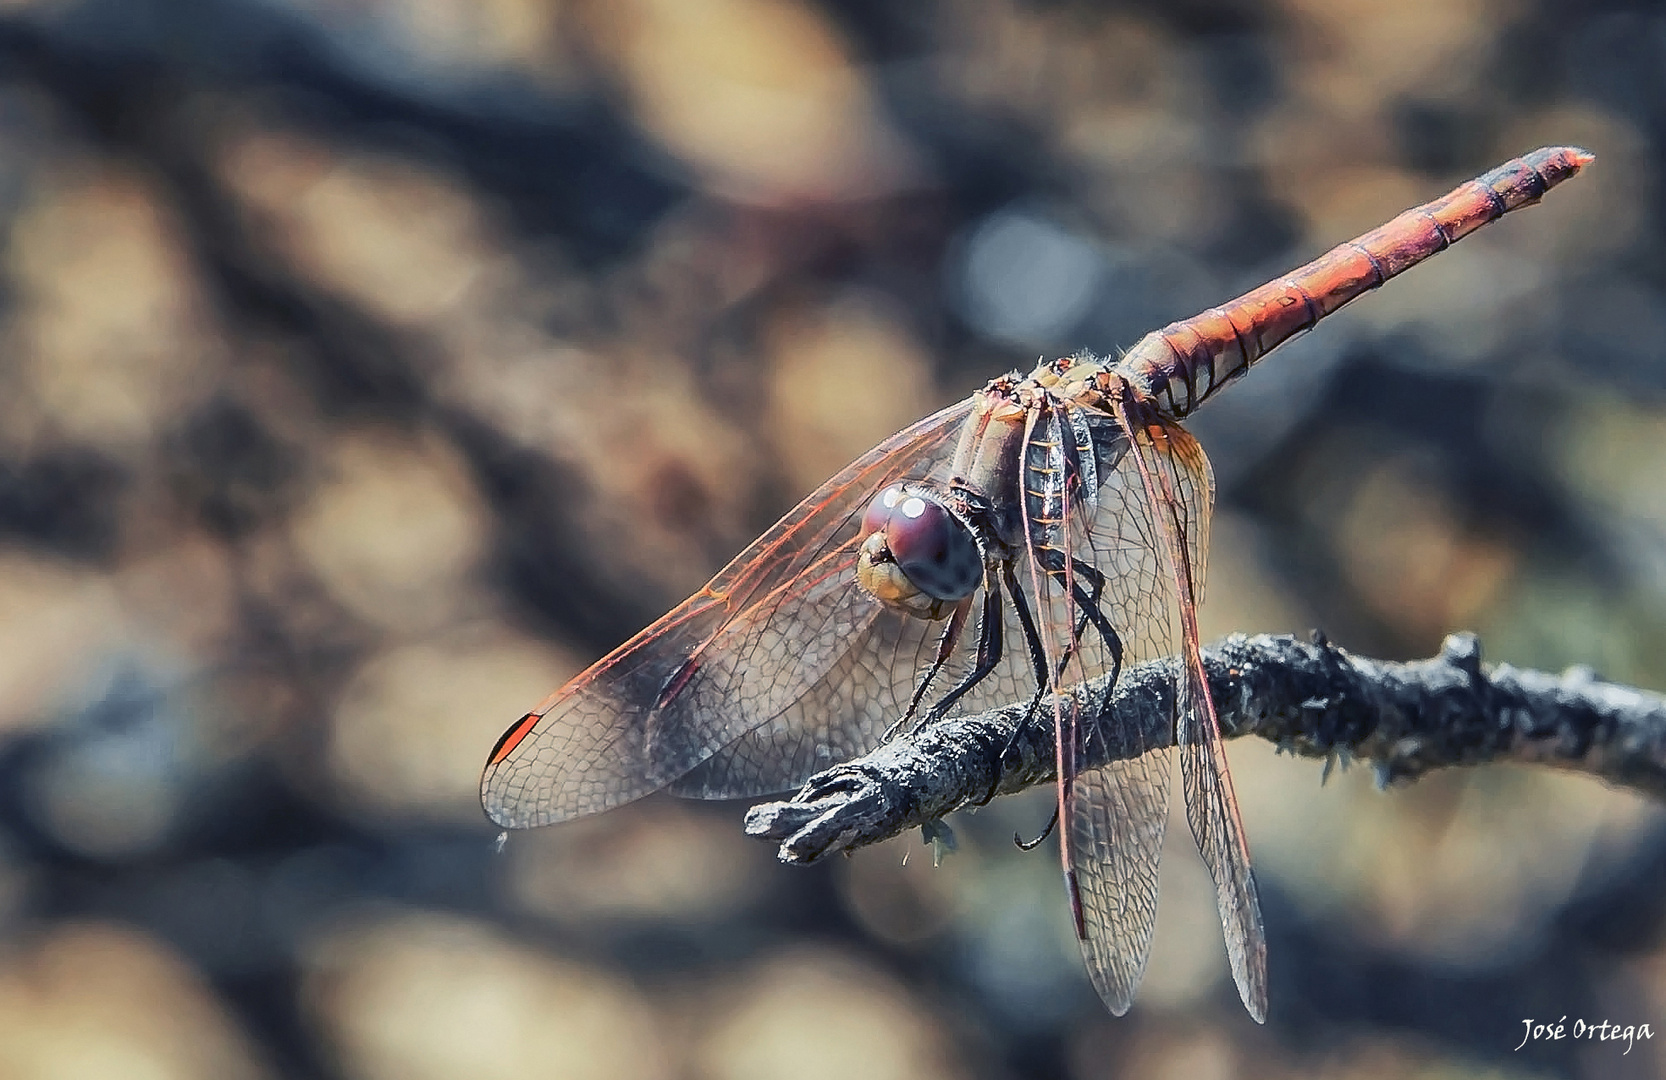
<box><xmin>481</xmin><ymin>399</ymin><xmax>972</xmax><ymax>828</ymax></box>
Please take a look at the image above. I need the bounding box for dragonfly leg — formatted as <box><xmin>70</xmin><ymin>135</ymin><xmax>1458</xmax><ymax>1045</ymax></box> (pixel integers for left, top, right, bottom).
<box><xmin>972</xmin><ymin>554</ymin><xmax>1125</xmax><ymax>814</ymax></box>
<box><xmin>1015</xmin><ymin>804</ymin><xmax>1060</xmax><ymax>850</ymax></box>
<box><xmin>1036</xmin><ymin>552</ymin><xmax>1121</xmax><ymax>682</ymax></box>
<box><xmin>919</xmin><ymin>586</ymin><xmax>1005</xmax><ymax>725</ymax></box>
<box><xmin>1024</xmin><ymin>549</ymin><xmax>1128</xmax><ymax>777</ymax></box>
<box><xmin>1057</xmin><ymin>553</ymin><xmax>1126</xmax><ymax>765</ymax></box>
<box><xmin>964</xmin><ymin>562</ymin><xmax>1053</xmax><ymax>809</ymax></box>
<box><xmin>886</xmin><ymin>595</ymin><xmax>974</xmax><ymax>741</ymax></box>
<box><xmin>1001</xmin><ymin>559</ymin><xmax>1052</xmax><ymax>710</ymax></box>
<box><xmin>1066</xmin><ymin>555</ymin><xmax>1124</xmax><ymax>690</ymax></box>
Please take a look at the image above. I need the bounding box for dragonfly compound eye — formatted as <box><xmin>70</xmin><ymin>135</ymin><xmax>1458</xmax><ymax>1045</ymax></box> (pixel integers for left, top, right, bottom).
<box><xmin>856</xmin><ymin>485</ymin><xmax>982</xmax><ymax>619</ymax></box>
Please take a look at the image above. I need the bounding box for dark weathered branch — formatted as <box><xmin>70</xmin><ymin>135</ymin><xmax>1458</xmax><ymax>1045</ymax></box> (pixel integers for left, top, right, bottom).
<box><xmin>744</xmin><ymin>632</ymin><xmax>1666</xmax><ymax>863</ymax></box>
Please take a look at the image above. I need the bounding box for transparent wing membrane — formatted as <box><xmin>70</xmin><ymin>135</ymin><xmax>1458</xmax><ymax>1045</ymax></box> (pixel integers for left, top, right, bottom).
<box><xmin>1047</xmin><ymin>402</ymin><xmax>1185</xmax><ymax>1016</ymax></box>
<box><xmin>483</xmin><ymin>377</ymin><xmax>1268</xmax><ymax>1024</ymax></box>
<box><xmin>1069</xmin><ymin>754</ymin><xmax>1170</xmax><ymax>1014</ymax></box>
<box><xmin>1000</xmin><ymin>392</ymin><xmax>1264</xmax><ymax>1023</ymax></box>
<box><xmin>480</xmin><ymin>400</ymin><xmax>972</xmax><ymax>827</ymax></box>
<box><xmin>1112</xmin><ymin>401</ymin><xmax>1267</xmax><ymax>1023</ymax></box>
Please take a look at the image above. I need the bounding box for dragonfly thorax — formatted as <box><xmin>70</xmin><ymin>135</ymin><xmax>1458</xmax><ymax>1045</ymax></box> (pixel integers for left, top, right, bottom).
<box><xmin>856</xmin><ymin>483</ymin><xmax>983</xmax><ymax>620</ymax></box>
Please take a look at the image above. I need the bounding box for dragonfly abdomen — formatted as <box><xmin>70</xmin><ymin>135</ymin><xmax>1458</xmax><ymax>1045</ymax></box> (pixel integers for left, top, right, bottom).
<box><xmin>1116</xmin><ymin>145</ymin><xmax>1594</xmax><ymax>419</ymax></box>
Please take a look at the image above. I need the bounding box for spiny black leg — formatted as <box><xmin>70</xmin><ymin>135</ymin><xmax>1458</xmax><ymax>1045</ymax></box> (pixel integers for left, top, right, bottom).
<box><xmin>969</xmin><ymin>561</ymin><xmax>1053</xmax><ymax>809</ymax></box>
<box><xmin>1070</xmin><ymin>555</ymin><xmax>1107</xmax><ymax>639</ymax></box>
<box><xmin>887</xmin><ymin>595</ymin><xmax>972</xmax><ymax>742</ymax></box>
<box><xmin>1063</xmin><ymin>554</ymin><xmax>1124</xmax><ymax>765</ymax></box>
<box><xmin>1014</xmin><ymin>805</ymin><xmax>1060</xmax><ymax>850</ymax></box>
<box><xmin>920</xmin><ymin>585</ymin><xmax>1004</xmax><ymax>725</ymax></box>
<box><xmin>1033</xmin><ymin>548</ymin><xmax>1089</xmax><ymax>683</ymax></box>
<box><xmin>1066</xmin><ymin>555</ymin><xmax>1121</xmax><ymax>684</ymax></box>
<box><xmin>998</xmin><ymin>550</ymin><xmax>1129</xmax><ymax>847</ymax></box>
<box><xmin>1001</xmin><ymin>560</ymin><xmax>1051</xmax><ymax>723</ymax></box>
<box><xmin>1036</xmin><ymin>550</ymin><xmax>1121</xmax><ymax>684</ymax></box>
<box><xmin>1027</xmin><ymin>548</ymin><xmax>1127</xmax><ymax>775</ymax></box>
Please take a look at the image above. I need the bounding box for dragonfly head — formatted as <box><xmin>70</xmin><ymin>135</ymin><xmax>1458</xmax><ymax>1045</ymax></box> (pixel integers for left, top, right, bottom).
<box><xmin>856</xmin><ymin>484</ymin><xmax>983</xmax><ymax>620</ymax></box>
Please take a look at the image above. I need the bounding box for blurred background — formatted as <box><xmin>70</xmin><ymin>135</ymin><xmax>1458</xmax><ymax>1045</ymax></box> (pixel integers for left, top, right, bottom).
<box><xmin>0</xmin><ymin>0</ymin><xmax>1663</xmax><ymax>1077</ymax></box>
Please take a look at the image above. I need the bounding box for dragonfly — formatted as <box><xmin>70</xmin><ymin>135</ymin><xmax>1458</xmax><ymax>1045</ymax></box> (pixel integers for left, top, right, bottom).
<box><xmin>482</xmin><ymin>146</ymin><xmax>1593</xmax><ymax>1022</ymax></box>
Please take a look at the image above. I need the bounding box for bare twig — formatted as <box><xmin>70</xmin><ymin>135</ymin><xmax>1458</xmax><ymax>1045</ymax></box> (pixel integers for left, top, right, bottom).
<box><xmin>744</xmin><ymin>632</ymin><xmax>1666</xmax><ymax>863</ymax></box>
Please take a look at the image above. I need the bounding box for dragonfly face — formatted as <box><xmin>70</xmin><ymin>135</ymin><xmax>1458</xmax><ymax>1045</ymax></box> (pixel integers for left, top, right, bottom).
<box><xmin>481</xmin><ymin>147</ymin><xmax>1595</xmax><ymax>1026</ymax></box>
<box><xmin>855</xmin><ymin>483</ymin><xmax>985</xmax><ymax>620</ymax></box>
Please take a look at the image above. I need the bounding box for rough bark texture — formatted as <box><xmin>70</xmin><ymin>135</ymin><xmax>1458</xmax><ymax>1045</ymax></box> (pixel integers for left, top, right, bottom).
<box><xmin>745</xmin><ymin>632</ymin><xmax>1666</xmax><ymax>863</ymax></box>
